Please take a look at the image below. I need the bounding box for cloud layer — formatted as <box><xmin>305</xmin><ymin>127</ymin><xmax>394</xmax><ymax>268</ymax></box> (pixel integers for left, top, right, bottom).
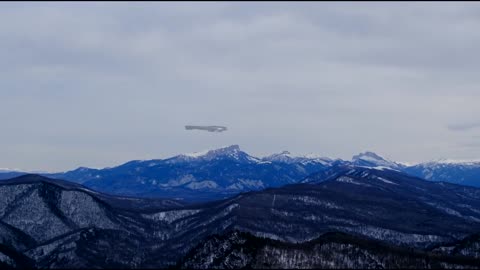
<box><xmin>0</xmin><ymin>2</ymin><xmax>479</xmax><ymax>170</ymax></box>
<box><xmin>448</xmin><ymin>122</ymin><xmax>480</xmax><ymax>131</ymax></box>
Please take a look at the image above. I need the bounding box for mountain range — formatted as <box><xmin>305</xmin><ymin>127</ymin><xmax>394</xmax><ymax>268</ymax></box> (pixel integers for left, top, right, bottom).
<box><xmin>1</xmin><ymin>145</ymin><xmax>479</xmax><ymax>201</ymax></box>
<box><xmin>1</xmin><ymin>167</ymin><xmax>479</xmax><ymax>268</ymax></box>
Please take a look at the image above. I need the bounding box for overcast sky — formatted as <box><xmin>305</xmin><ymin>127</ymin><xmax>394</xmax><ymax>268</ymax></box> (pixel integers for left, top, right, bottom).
<box><xmin>1</xmin><ymin>2</ymin><xmax>479</xmax><ymax>171</ymax></box>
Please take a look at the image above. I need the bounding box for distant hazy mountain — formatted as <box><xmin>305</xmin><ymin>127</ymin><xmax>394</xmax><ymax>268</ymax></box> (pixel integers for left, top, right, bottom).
<box><xmin>1</xmin><ymin>146</ymin><xmax>479</xmax><ymax>200</ymax></box>
<box><xmin>349</xmin><ymin>154</ymin><xmax>480</xmax><ymax>188</ymax></box>
<box><xmin>405</xmin><ymin>159</ymin><xmax>480</xmax><ymax>188</ymax></box>
<box><xmin>1</xmin><ymin>169</ymin><xmax>479</xmax><ymax>268</ymax></box>
<box><xmin>39</xmin><ymin>145</ymin><xmax>334</xmax><ymax>201</ymax></box>
<box><xmin>0</xmin><ymin>171</ymin><xmax>24</xmax><ymax>180</ymax></box>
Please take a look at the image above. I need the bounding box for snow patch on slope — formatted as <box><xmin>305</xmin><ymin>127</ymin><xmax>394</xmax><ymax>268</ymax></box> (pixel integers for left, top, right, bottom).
<box><xmin>336</xmin><ymin>176</ymin><xmax>371</xmax><ymax>187</ymax></box>
<box><xmin>375</xmin><ymin>177</ymin><xmax>398</xmax><ymax>185</ymax></box>
<box><xmin>142</xmin><ymin>209</ymin><xmax>202</xmax><ymax>223</ymax></box>
<box><xmin>185</xmin><ymin>181</ymin><xmax>219</xmax><ymax>190</ymax></box>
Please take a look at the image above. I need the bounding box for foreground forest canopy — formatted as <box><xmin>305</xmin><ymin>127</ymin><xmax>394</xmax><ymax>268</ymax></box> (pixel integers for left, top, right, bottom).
<box><xmin>0</xmin><ymin>167</ymin><xmax>479</xmax><ymax>268</ymax></box>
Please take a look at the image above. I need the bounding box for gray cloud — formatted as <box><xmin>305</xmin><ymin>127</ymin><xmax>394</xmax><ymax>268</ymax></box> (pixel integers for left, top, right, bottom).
<box><xmin>458</xmin><ymin>140</ymin><xmax>480</xmax><ymax>148</ymax></box>
<box><xmin>448</xmin><ymin>122</ymin><xmax>480</xmax><ymax>131</ymax></box>
<box><xmin>185</xmin><ymin>126</ymin><xmax>228</xmax><ymax>133</ymax></box>
<box><xmin>0</xmin><ymin>2</ymin><xmax>479</xmax><ymax>170</ymax></box>
<box><xmin>464</xmin><ymin>143</ymin><xmax>480</xmax><ymax>148</ymax></box>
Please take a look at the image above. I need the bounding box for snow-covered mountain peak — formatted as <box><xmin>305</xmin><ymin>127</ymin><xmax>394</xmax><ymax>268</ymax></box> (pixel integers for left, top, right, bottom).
<box><xmin>263</xmin><ymin>151</ymin><xmax>333</xmax><ymax>166</ymax></box>
<box><xmin>352</xmin><ymin>151</ymin><xmax>385</xmax><ymax>162</ymax></box>
<box><xmin>262</xmin><ymin>151</ymin><xmax>294</xmax><ymax>162</ymax></box>
<box><xmin>207</xmin><ymin>144</ymin><xmax>242</xmax><ymax>155</ymax></box>
<box><xmin>0</xmin><ymin>167</ymin><xmax>22</xmax><ymax>173</ymax></box>
<box><xmin>303</xmin><ymin>153</ymin><xmax>329</xmax><ymax>159</ymax></box>
<box><xmin>173</xmin><ymin>145</ymin><xmax>259</xmax><ymax>163</ymax></box>
<box><xmin>181</xmin><ymin>145</ymin><xmax>239</xmax><ymax>157</ymax></box>
<box><xmin>351</xmin><ymin>151</ymin><xmax>403</xmax><ymax>170</ymax></box>
<box><xmin>430</xmin><ymin>158</ymin><xmax>480</xmax><ymax>166</ymax></box>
